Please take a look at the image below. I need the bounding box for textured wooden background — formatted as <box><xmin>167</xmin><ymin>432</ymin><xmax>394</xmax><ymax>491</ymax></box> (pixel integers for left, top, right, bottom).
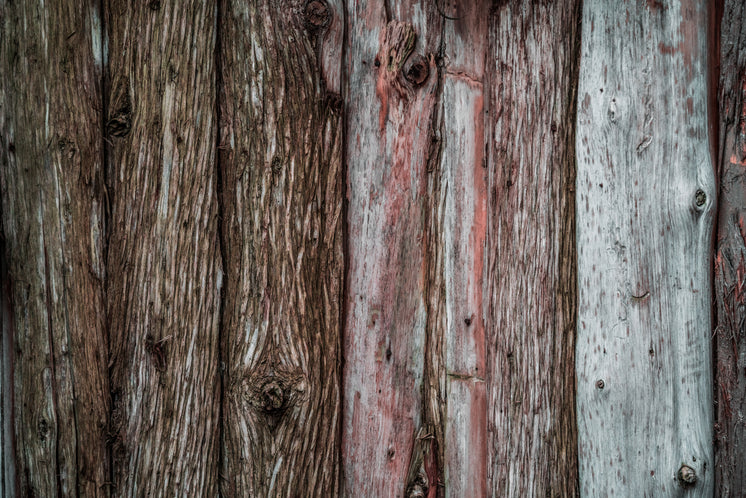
<box><xmin>1</xmin><ymin>0</ymin><xmax>743</xmax><ymax>496</ymax></box>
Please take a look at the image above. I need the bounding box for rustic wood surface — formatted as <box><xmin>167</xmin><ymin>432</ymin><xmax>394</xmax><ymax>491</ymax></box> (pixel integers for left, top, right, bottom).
<box><xmin>218</xmin><ymin>0</ymin><xmax>344</xmax><ymax>495</ymax></box>
<box><xmin>0</xmin><ymin>1</ymin><xmax>109</xmax><ymax>495</ymax></box>
<box><xmin>714</xmin><ymin>0</ymin><xmax>746</xmax><ymax>494</ymax></box>
<box><xmin>486</xmin><ymin>1</ymin><xmax>581</xmax><ymax>495</ymax></box>
<box><xmin>1</xmin><ymin>1</ymin><xmax>743</xmax><ymax>496</ymax></box>
<box><xmin>342</xmin><ymin>3</ymin><xmax>443</xmax><ymax>496</ymax></box>
<box><xmin>105</xmin><ymin>1</ymin><xmax>222</xmax><ymax>495</ymax></box>
<box><xmin>576</xmin><ymin>0</ymin><xmax>715</xmax><ymax>495</ymax></box>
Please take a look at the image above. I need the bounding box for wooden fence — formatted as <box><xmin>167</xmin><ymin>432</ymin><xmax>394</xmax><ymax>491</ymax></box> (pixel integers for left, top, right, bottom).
<box><xmin>1</xmin><ymin>0</ymin><xmax>744</xmax><ymax>496</ymax></box>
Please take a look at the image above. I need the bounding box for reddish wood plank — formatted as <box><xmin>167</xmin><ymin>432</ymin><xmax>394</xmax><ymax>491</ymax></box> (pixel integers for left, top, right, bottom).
<box><xmin>0</xmin><ymin>1</ymin><xmax>109</xmax><ymax>495</ymax></box>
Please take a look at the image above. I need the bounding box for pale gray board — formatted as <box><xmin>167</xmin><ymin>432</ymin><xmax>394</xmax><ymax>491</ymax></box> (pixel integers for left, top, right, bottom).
<box><xmin>576</xmin><ymin>1</ymin><xmax>714</xmax><ymax>496</ymax></box>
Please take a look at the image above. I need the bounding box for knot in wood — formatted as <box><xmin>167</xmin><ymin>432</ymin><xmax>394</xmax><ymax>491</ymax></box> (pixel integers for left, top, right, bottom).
<box><xmin>261</xmin><ymin>380</ymin><xmax>285</xmax><ymax>413</ymax></box>
<box><xmin>404</xmin><ymin>54</ymin><xmax>429</xmax><ymax>87</ymax></box>
<box><xmin>678</xmin><ymin>465</ymin><xmax>697</xmax><ymax>486</ymax></box>
<box><xmin>694</xmin><ymin>189</ymin><xmax>706</xmax><ymax>208</ymax></box>
<box><xmin>595</xmin><ymin>379</ymin><xmax>605</xmax><ymax>389</ymax></box>
<box><xmin>304</xmin><ymin>0</ymin><xmax>330</xmax><ymax>29</ymax></box>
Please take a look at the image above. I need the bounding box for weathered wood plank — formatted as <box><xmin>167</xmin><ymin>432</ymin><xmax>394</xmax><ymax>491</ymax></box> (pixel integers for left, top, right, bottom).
<box><xmin>485</xmin><ymin>1</ymin><xmax>581</xmax><ymax>495</ymax></box>
<box><xmin>342</xmin><ymin>3</ymin><xmax>445</xmax><ymax>496</ymax></box>
<box><xmin>217</xmin><ymin>0</ymin><xmax>344</xmax><ymax>495</ymax></box>
<box><xmin>0</xmin><ymin>1</ymin><xmax>109</xmax><ymax>495</ymax></box>
<box><xmin>343</xmin><ymin>2</ymin><xmax>496</xmax><ymax>495</ymax></box>
<box><xmin>438</xmin><ymin>4</ymin><xmax>489</xmax><ymax>496</ymax></box>
<box><xmin>714</xmin><ymin>0</ymin><xmax>746</xmax><ymax>494</ymax></box>
<box><xmin>576</xmin><ymin>0</ymin><xmax>715</xmax><ymax>495</ymax></box>
<box><xmin>105</xmin><ymin>1</ymin><xmax>221</xmax><ymax>495</ymax></box>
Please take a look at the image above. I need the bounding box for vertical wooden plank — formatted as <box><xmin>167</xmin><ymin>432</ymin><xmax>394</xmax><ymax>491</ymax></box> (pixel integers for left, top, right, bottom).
<box><xmin>0</xmin><ymin>246</ymin><xmax>11</xmax><ymax>496</ymax></box>
<box><xmin>105</xmin><ymin>1</ymin><xmax>221</xmax><ymax>494</ymax></box>
<box><xmin>438</xmin><ymin>4</ymin><xmax>489</xmax><ymax>496</ymax></box>
<box><xmin>0</xmin><ymin>1</ymin><xmax>109</xmax><ymax>496</ymax></box>
<box><xmin>485</xmin><ymin>1</ymin><xmax>581</xmax><ymax>495</ymax></box>
<box><xmin>576</xmin><ymin>1</ymin><xmax>715</xmax><ymax>495</ymax></box>
<box><xmin>343</xmin><ymin>2</ymin><xmax>493</xmax><ymax>495</ymax></box>
<box><xmin>218</xmin><ymin>0</ymin><xmax>344</xmax><ymax>495</ymax></box>
<box><xmin>713</xmin><ymin>0</ymin><xmax>746</xmax><ymax>494</ymax></box>
<box><xmin>342</xmin><ymin>2</ymin><xmax>443</xmax><ymax>495</ymax></box>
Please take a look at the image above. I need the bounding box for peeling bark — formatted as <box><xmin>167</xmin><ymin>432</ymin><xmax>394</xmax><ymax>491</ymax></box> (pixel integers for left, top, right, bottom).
<box><xmin>217</xmin><ymin>0</ymin><xmax>344</xmax><ymax>495</ymax></box>
<box><xmin>0</xmin><ymin>0</ymin><xmax>109</xmax><ymax>496</ymax></box>
<box><xmin>486</xmin><ymin>1</ymin><xmax>581</xmax><ymax>496</ymax></box>
<box><xmin>105</xmin><ymin>1</ymin><xmax>221</xmax><ymax>495</ymax></box>
<box><xmin>714</xmin><ymin>0</ymin><xmax>746</xmax><ymax>494</ymax></box>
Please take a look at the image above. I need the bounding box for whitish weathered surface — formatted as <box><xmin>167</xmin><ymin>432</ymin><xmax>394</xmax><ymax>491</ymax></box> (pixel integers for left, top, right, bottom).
<box><xmin>106</xmin><ymin>1</ymin><xmax>221</xmax><ymax>495</ymax></box>
<box><xmin>486</xmin><ymin>1</ymin><xmax>581</xmax><ymax>495</ymax></box>
<box><xmin>0</xmin><ymin>1</ymin><xmax>109</xmax><ymax>495</ymax></box>
<box><xmin>714</xmin><ymin>0</ymin><xmax>746</xmax><ymax>494</ymax></box>
<box><xmin>218</xmin><ymin>0</ymin><xmax>344</xmax><ymax>495</ymax></box>
<box><xmin>438</xmin><ymin>4</ymin><xmax>489</xmax><ymax>496</ymax></box>
<box><xmin>576</xmin><ymin>0</ymin><xmax>715</xmax><ymax>495</ymax></box>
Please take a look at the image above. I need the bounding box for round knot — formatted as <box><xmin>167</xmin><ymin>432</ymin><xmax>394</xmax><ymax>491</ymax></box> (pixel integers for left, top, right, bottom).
<box><xmin>261</xmin><ymin>381</ymin><xmax>285</xmax><ymax>413</ymax></box>
<box><xmin>678</xmin><ymin>465</ymin><xmax>697</xmax><ymax>486</ymax></box>
<box><xmin>305</xmin><ymin>0</ymin><xmax>330</xmax><ymax>28</ymax></box>
<box><xmin>404</xmin><ymin>54</ymin><xmax>429</xmax><ymax>86</ymax></box>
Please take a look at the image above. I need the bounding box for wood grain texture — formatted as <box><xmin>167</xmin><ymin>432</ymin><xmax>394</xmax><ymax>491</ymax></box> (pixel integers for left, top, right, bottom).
<box><xmin>105</xmin><ymin>1</ymin><xmax>221</xmax><ymax>495</ymax></box>
<box><xmin>342</xmin><ymin>4</ymin><xmax>442</xmax><ymax>495</ymax></box>
<box><xmin>218</xmin><ymin>0</ymin><xmax>344</xmax><ymax>495</ymax></box>
<box><xmin>438</xmin><ymin>4</ymin><xmax>489</xmax><ymax>496</ymax></box>
<box><xmin>485</xmin><ymin>1</ymin><xmax>581</xmax><ymax>496</ymax></box>
<box><xmin>0</xmin><ymin>1</ymin><xmax>109</xmax><ymax>495</ymax></box>
<box><xmin>343</xmin><ymin>1</ymin><xmax>494</xmax><ymax>496</ymax></box>
<box><xmin>576</xmin><ymin>0</ymin><xmax>715</xmax><ymax>495</ymax></box>
<box><xmin>714</xmin><ymin>0</ymin><xmax>746</xmax><ymax>494</ymax></box>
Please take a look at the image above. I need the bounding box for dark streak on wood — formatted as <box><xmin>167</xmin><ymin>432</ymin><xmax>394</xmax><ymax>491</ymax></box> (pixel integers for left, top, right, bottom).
<box><xmin>714</xmin><ymin>0</ymin><xmax>746</xmax><ymax>494</ymax></box>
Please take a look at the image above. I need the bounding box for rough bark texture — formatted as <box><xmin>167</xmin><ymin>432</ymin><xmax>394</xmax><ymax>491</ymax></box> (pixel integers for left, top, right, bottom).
<box><xmin>714</xmin><ymin>0</ymin><xmax>746</xmax><ymax>494</ymax></box>
<box><xmin>342</xmin><ymin>1</ymin><xmax>491</xmax><ymax>496</ymax></box>
<box><xmin>0</xmin><ymin>1</ymin><xmax>109</xmax><ymax>496</ymax></box>
<box><xmin>105</xmin><ymin>1</ymin><xmax>221</xmax><ymax>495</ymax></box>
<box><xmin>485</xmin><ymin>1</ymin><xmax>581</xmax><ymax>496</ymax></box>
<box><xmin>576</xmin><ymin>0</ymin><xmax>715</xmax><ymax>495</ymax></box>
<box><xmin>218</xmin><ymin>0</ymin><xmax>344</xmax><ymax>495</ymax></box>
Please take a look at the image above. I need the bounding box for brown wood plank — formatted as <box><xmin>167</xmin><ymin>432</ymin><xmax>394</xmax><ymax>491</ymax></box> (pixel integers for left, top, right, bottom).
<box><xmin>105</xmin><ymin>1</ymin><xmax>221</xmax><ymax>494</ymax></box>
<box><xmin>217</xmin><ymin>0</ymin><xmax>344</xmax><ymax>495</ymax></box>
<box><xmin>485</xmin><ymin>1</ymin><xmax>582</xmax><ymax>495</ymax></box>
<box><xmin>0</xmin><ymin>1</ymin><xmax>109</xmax><ymax>495</ymax></box>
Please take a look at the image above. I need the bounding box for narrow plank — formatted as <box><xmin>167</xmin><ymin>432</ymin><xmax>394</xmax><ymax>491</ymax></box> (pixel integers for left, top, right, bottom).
<box><xmin>486</xmin><ymin>1</ymin><xmax>581</xmax><ymax>495</ymax></box>
<box><xmin>0</xmin><ymin>1</ymin><xmax>109</xmax><ymax>496</ymax></box>
<box><xmin>576</xmin><ymin>0</ymin><xmax>715</xmax><ymax>495</ymax></box>
<box><xmin>714</xmin><ymin>0</ymin><xmax>746</xmax><ymax>494</ymax></box>
<box><xmin>342</xmin><ymin>2</ymin><xmax>444</xmax><ymax>496</ymax></box>
<box><xmin>438</xmin><ymin>3</ymin><xmax>489</xmax><ymax>495</ymax></box>
<box><xmin>105</xmin><ymin>1</ymin><xmax>221</xmax><ymax>494</ymax></box>
<box><xmin>218</xmin><ymin>0</ymin><xmax>344</xmax><ymax>495</ymax></box>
